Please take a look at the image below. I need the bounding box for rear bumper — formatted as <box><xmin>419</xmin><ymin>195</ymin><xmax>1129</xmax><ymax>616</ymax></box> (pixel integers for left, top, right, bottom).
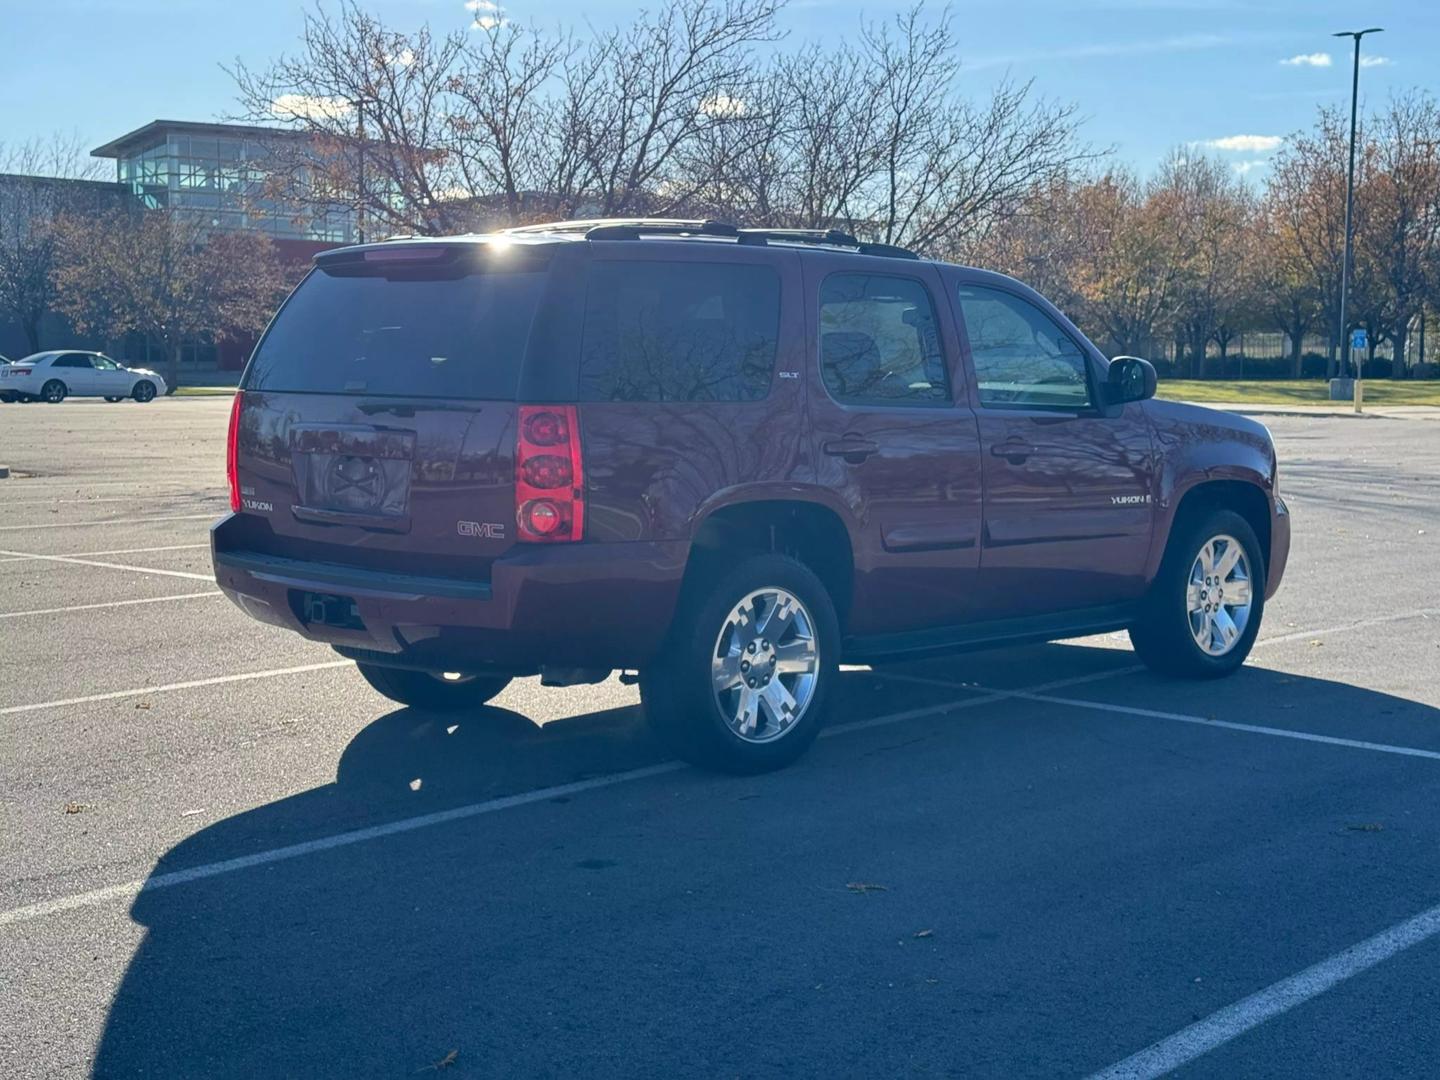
<box><xmin>1266</xmin><ymin>495</ymin><xmax>1291</xmax><ymax>600</ymax></box>
<box><xmin>211</xmin><ymin>514</ymin><xmax>688</xmax><ymax>671</ymax></box>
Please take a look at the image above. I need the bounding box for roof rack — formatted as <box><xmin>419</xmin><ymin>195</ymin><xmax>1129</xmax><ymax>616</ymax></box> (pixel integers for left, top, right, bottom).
<box><xmin>736</xmin><ymin>228</ymin><xmax>919</xmax><ymax>260</ymax></box>
<box><xmin>504</xmin><ymin>218</ymin><xmax>736</xmax><ymax>238</ymax></box>
<box><xmin>501</xmin><ymin>217</ymin><xmax>920</xmax><ymax>259</ymax></box>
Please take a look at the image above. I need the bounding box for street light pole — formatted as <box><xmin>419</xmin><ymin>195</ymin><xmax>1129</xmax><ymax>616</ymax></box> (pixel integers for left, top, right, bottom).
<box><xmin>1333</xmin><ymin>26</ymin><xmax>1382</xmax><ymax>407</ymax></box>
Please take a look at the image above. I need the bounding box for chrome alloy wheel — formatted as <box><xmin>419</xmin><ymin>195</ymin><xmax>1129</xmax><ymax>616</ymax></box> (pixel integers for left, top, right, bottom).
<box><xmin>1187</xmin><ymin>534</ymin><xmax>1254</xmax><ymax>656</ymax></box>
<box><xmin>711</xmin><ymin>587</ymin><xmax>820</xmax><ymax>743</ymax></box>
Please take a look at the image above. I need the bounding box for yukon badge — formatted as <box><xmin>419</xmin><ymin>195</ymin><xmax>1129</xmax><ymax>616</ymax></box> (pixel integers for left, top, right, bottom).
<box><xmin>1111</xmin><ymin>494</ymin><xmax>1151</xmax><ymax>506</ymax></box>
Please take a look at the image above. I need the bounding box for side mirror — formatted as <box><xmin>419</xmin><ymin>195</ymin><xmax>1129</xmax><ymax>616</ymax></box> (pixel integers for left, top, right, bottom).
<box><xmin>1106</xmin><ymin>356</ymin><xmax>1157</xmax><ymax>405</ymax></box>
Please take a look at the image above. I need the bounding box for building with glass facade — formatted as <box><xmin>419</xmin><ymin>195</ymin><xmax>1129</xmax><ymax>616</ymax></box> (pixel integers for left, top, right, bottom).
<box><xmin>91</xmin><ymin>120</ymin><xmax>357</xmax><ymax>244</ymax></box>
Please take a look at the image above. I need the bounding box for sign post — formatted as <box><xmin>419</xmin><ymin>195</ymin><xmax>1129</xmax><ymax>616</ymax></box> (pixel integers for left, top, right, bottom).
<box><xmin>1351</xmin><ymin>328</ymin><xmax>1368</xmax><ymax>413</ymax></box>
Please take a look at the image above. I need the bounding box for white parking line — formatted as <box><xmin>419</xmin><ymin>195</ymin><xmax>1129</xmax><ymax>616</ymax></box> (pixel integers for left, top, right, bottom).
<box><xmin>1008</xmin><ymin>690</ymin><xmax>1440</xmax><ymax>762</ymax></box>
<box><xmin>0</xmin><ymin>660</ymin><xmax>352</xmax><ymax>717</ymax></box>
<box><xmin>1256</xmin><ymin>607</ymin><xmax>1440</xmax><ymax>648</ymax></box>
<box><xmin>0</xmin><ymin>763</ymin><xmax>685</xmax><ymax>929</ymax></box>
<box><xmin>0</xmin><ymin>591</ymin><xmax>222</xmax><ymax>620</ymax></box>
<box><xmin>1087</xmin><ymin>900</ymin><xmax>1440</xmax><ymax>1080</ymax></box>
<box><xmin>0</xmin><ymin>666</ymin><xmax>1125</xmax><ymax>927</ymax></box>
<box><xmin>0</xmin><ymin>513</ymin><xmax>216</xmax><ymax>531</ymax></box>
<box><xmin>0</xmin><ymin>611</ymin><xmax>1435</xmax><ymax>930</ymax></box>
<box><xmin>1</xmin><ymin>495</ymin><xmax>224</xmax><ymax>506</ymax></box>
<box><xmin>0</xmin><ymin>543</ymin><xmax>209</xmax><ymax>564</ymax></box>
<box><xmin>0</xmin><ymin>548</ymin><xmax>213</xmax><ymax>581</ymax></box>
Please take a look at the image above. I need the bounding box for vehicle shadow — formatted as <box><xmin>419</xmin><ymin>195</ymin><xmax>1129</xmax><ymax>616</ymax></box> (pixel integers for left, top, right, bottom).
<box><xmin>90</xmin><ymin>645</ymin><xmax>1439</xmax><ymax>1078</ymax></box>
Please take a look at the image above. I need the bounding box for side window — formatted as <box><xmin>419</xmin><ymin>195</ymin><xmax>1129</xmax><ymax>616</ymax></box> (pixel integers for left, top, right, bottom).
<box><xmin>819</xmin><ymin>273</ymin><xmax>949</xmax><ymax>406</ymax></box>
<box><xmin>91</xmin><ymin>355</ymin><xmax>121</xmax><ymax>370</ymax></box>
<box><xmin>54</xmin><ymin>354</ymin><xmax>92</xmax><ymax>369</ymax></box>
<box><xmin>956</xmin><ymin>286</ymin><xmax>1091</xmax><ymax>409</ymax></box>
<box><xmin>578</xmin><ymin>260</ymin><xmax>780</xmax><ymax>402</ymax></box>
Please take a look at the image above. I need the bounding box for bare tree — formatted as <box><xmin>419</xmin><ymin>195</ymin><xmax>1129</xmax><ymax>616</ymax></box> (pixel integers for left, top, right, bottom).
<box><xmin>1155</xmin><ymin>152</ymin><xmax>1255</xmax><ymax>376</ymax></box>
<box><xmin>1254</xmin><ymin>186</ymin><xmax>1322</xmax><ymax>377</ymax></box>
<box><xmin>1267</xmin><ymin>109</ymin><xmax>1356</xmax><ymax>375</ymax></box>
<box><xmin>0</xmin><ymin>132</ymin><xmax>108</xmax><ymax>182</ymax></box>
<box><xmin>447</xmin><ymin>22</ymin><xmax>573</xmax><ymax>225</ymax></box>
<box><xmin>560</xmin><ymin>0</ymin><xmax>781</xmax><ymax>217</ymax></box>
<box><xmin>0</xmin><ymin>135</ymin><xmax>117</xmax><ymax>353</ymax></box>
<box><xmin>51</xmin><ymin>209</ymin><xmax>283</xmax><ymax>390</ymax></box>
<box><xmin>230</xmin><ymin>2</ymin><xmax>469</xmax><ymax>237</ymax></box>
<box><xmin>1356</xmin><ymin>92</ymin><xmax>1440</xmax><ymax>377</ymax></box>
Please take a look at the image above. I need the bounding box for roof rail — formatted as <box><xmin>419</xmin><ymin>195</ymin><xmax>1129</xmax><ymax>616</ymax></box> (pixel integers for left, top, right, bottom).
<box><xmin>504</xmin><ymin>218</ymin><xmax>737</xmax><ymax>238</ymax></box>
<box><xmin>500</xmin><ymin>217</ymin><xmax>920</xmax><ymax>259</ymax></box>
<box><xmin>737</xmin><ymin>228</ymin><xmax>920</xmax><ymax>260</ymax></box>
<box><xmin>584</xmin><ymin>220</ymin><xmax>739</xmax><ymax>240</ymax></box>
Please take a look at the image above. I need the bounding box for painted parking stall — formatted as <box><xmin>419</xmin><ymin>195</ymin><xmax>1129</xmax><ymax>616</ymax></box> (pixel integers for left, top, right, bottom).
<box><xmin>2</xmin><ymin>399</ymin><xmax>1440</xmax><ymax>1077</ymax></box>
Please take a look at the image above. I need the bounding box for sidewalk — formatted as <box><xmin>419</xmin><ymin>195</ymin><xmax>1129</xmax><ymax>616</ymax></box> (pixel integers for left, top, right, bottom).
<box><xmin>1182</xmin><ymin>401</ymin><xmax>1440</xmax><ymax>420</ymax></box>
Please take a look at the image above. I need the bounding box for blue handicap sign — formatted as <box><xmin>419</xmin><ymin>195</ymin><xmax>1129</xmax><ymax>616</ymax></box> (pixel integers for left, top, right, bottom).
<box><xmin>1351</xmin><ymin>328</ymin><xmax>1368</xmax><ymax>351</ymax></box>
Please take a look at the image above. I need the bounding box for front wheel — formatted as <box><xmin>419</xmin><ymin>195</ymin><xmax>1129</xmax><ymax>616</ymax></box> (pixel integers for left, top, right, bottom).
<box><xmin>641</xmin><ymin>553</ymin><xmax>839</xmax><ymax>774</ymax></box>
<box><xmin>356</xmin><ymin>663</ymin><xmax>512</xmax><ymax>711</ymax></box>
<box><xmin>1129</xmin><ymin>508</ymin><xmax>1265</xmax><ymax>678</ymax></box>
<box><xmin>40</xmin><ymin>379</ymin><xmax>66</xmax><ymax>403</ymax></box>
<box><xmin>132</xmin><ymin>381</ymin><xmax>157</xmax><ymax>403</ymax></box>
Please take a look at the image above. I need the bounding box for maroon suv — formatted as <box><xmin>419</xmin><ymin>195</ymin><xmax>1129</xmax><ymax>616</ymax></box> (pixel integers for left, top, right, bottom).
<box><xmin>213</xmin><ymin>219</ymin><xmax>1290</xmax><ymax>772</ymax></box>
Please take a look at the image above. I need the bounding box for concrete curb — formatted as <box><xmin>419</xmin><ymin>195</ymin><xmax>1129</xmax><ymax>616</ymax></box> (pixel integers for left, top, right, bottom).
<box><xmin>1177</xmin><ymin>401</ymin><xmax>1440</xmax><ymax>420</ymax></box>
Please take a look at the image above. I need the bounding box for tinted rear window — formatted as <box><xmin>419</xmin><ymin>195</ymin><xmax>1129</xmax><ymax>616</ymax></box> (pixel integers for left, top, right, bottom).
<box><xmin>245</xmin><ymin>266</ymin><xmax>545</xmax><ymax>399</ymax></box>
<box><xmin>578</xmin><ymin>260</ymin><xmax>779</xmax><ymax>402</ymax></box>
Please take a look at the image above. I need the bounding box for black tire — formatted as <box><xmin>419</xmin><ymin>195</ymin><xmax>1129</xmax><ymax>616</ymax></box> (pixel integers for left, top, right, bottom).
<box><xmin>356</xmin><ymin>663</ymin><xmax>512</xmax><ymax>711</ymax></box>
<box><xmin>1129</xmin><ymin>508</ymin><xmax>1265</xmax><ymax>678</ymax></box>
<box><xmin>132</xmin><ymin>381</ymin><xmax>157</xmax><ymax>403</ymax></box>
<box><xmin>104</xmin><ymin>396</ymin><xmax>123</xmax><ymax>403</ymax></box>
<box><xmin>640</xmin><ymin>553</ymin><xmax>840</xmax><ymax>774</ymax></box>
<box><xmin>0</xmin><ymin>392</ymin><xmax>16</xmax><ymax>403</ymax></box>
<box><xmin>41</xmin><ymin>379</ymin><xmax>66</xmax><ymax>403</ymax></box>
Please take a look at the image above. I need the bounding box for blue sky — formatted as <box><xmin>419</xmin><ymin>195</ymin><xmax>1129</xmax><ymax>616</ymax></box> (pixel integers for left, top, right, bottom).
<box><xmin>1</xmin><ymin>0</ymin><xmax>1434</xmax><ymax>182</ymax></box>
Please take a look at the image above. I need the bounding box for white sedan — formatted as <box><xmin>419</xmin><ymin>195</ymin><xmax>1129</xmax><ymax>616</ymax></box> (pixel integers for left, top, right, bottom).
<box><xmin>0</xmin><ymin>351</ymin><xmax>168</xmax><ymax>403</ymax></box>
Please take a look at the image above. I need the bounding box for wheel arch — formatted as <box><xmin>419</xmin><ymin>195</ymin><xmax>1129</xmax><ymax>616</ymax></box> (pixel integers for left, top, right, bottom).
<box><xmin>684</xmin><ymin>495</ymin><xmax>857</xmax><ymax>629</ymax></box>
<box><xmin>1157</xmin><ymin>476</ymin><xmax>1272</xmax><ymax>581</ymax></box>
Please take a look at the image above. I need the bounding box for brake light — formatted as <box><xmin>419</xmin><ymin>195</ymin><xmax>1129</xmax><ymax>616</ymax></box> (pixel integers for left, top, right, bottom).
<box><xmin>226</xmin><ymin>392</ymin><xmax>243</xmax><ymax>512</ymax></box>
<box><xmin>515</xmin><ymin>405</ymin><xmax>584</xmax><ymax>542</ymax></box>
<box><xmin>8</xmin><ymin>367</ymin><xmax>32</xmax><ymax>376</ymax></box>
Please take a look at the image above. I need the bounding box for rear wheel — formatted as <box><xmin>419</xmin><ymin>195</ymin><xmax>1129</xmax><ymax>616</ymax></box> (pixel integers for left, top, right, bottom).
<box><xmin>356</xmin><ymin>663</ymin><xmax>512</xmax><ymax>711</ymax></box>
<box><xmin>0</xmin><ymin>392</ymin><xmax>16</xmax><ymax>403</ymax></box>
<box><xmin>1129</xmin><ymin>508</ymin><xmax>1264</xmax><ymax>678</ymax></box>
<box><xmin>641</xmin><ymin>553</ymin><xmax>839</xmax><ymax>774</ymax></box>
<box><xmin>132</xmin><ymin>380</ymin><xmax>157</xmax><ymax>403</ymax></box>
<box><xmin>40</xmin><ymin>379</ymin><xmax>66</xmax><ymax>404</ymax></box>
<box><xmin>104</xmin><ymin>396</ymin><xmax>123</xmax><ymax>403</ymax></box>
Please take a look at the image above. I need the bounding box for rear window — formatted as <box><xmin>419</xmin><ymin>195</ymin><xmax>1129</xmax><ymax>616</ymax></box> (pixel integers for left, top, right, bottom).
<box><xmin>578</xmin><ymin>260</ymin><xmax>780</xmax><ymax>402</ymax></box>
<box><xmin>245</xmin><ymin>265</ymin><xmax>546</xmax><ymax>399</ymax></box>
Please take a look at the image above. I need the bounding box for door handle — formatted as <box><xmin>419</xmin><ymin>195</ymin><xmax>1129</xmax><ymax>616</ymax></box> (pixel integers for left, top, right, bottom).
<box><xmin>991</xmin><ymin>441</ymin><xmax>1034</xmax><ymax>463</ymax></box>
<box><xmin>823</xmin><ymin>437</ymin><xmax>879</xmax><ymax>464</ymax></box>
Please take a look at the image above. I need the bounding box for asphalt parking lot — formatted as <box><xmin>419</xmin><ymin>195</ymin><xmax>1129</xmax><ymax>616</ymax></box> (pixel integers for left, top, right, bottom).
<box><xmin>2</xmin><ymin>397</ymin><xmax>1438</xmax><ymax>1079</ymax></box>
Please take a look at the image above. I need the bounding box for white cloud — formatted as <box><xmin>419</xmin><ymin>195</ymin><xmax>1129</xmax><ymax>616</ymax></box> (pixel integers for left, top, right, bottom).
<box><xmin>270</xmin><ymin>94</ymin><xmax>353</xmax><ymax>122</ymax></box>
<box><xmin>1207</xmin><ymin>134</ymin><xmax>1283</xmax><ymax>153</ymax></box>
<box><xmin>1281</xmin><ymin>52</ymin><xmax>1332</xmax><ymax>67</ymax></box>
<box><xmin>472</xmin><ymin>14</ymin><xmax>507</xmax><ymax>29</ymax></box>
<box><xmin>1360</xmin><ymin>55</ymin><xmax>1392</xmax><ymax>68</ymax></box>
<box><xmin>464</xmin><ymin>0</ymin><xmax>499</xmax><ymax>10</ymax></box>
<box><xmin>700</xmin><ymin>94</ymin><xmax>748</xmax><ymax>118</ymax></box>
<box><xmin>386</xmin><ymin>48</ymin><xmax>415</xmax><ymax>68</ymax></box>
<box><xmin>1233</xmin><ymin>159</ymin><xmax>1268</xmax><ymax>176</ymax></box>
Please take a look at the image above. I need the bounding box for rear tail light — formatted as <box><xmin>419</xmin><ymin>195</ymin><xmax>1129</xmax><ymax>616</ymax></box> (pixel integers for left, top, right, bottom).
<box><xmin>226</xmin><ymin>392</ymin><xmax>243</xmax><ymax>512</ymax></box>
<box><xmin>7</xmin><ymin>367</ymin><xmax>32</xmax><ymax>376</ymax></box>
<box><xmin>516</xmin><ymin>405</ymin><xmax>584</xmax><ymax>542</ymax></box>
